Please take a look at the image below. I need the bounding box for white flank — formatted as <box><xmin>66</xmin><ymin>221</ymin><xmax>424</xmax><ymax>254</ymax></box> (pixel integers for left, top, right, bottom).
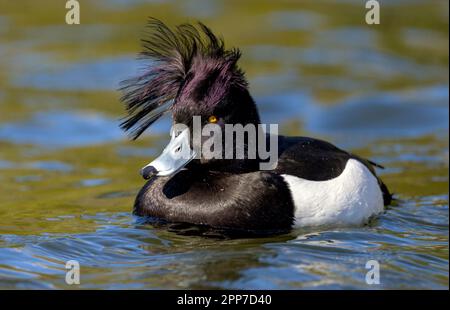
<box><xmin>282</xmin><ymin>159</ymin><xmax>384</xmax><ymax>228</ymax></box>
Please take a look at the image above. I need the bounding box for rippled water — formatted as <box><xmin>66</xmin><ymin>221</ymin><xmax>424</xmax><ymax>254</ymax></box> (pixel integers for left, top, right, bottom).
<box><xmin>0</xmin><ymin>0</ymin><xmax>448</xmax><ymax>289</ymax></box>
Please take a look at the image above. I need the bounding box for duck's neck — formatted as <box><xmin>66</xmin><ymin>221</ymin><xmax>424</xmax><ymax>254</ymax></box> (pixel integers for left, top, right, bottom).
<box><xmin>189</xmin><ymin>157</ymin><xmax>261</xmax><ymax>175</ymax></box>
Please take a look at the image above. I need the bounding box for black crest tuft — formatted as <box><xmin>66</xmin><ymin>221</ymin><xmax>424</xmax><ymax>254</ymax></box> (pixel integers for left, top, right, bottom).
<box><xmin>119</xmin><ymin>18</ymin><xmax>243</xmax><ymax>139</ymax></box>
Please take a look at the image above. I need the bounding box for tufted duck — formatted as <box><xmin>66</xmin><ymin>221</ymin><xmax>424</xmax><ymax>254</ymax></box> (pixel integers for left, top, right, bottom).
<box><xmin>120</xmin><ymin>18</ymin><xmax>392</xmax><ymax>233</ymax></box>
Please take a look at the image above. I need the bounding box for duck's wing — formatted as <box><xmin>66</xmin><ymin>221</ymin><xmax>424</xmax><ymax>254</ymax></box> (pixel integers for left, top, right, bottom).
<box><xmin>274</xmin><ymin>135</ymin><xmax>392</xmax><ymax>205</ymax></box>
<box><xmin>275</xmin><ymin>136</ymin><xmax>350</xmax><ymax>181</ymax></box>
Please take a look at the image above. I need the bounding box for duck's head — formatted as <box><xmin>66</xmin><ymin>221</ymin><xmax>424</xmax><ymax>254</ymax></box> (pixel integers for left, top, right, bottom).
<box><xmin>120</xmin><ymin>18</ymin><xmax>261</xmax><ymax>179</ymax></box>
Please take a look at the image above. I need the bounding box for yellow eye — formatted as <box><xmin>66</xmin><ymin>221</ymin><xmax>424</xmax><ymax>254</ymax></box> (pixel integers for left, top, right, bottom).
<box><xmin>208</xmin><ymin>115</ymin><xmax>218</xmax><ymax>123</ymax></box>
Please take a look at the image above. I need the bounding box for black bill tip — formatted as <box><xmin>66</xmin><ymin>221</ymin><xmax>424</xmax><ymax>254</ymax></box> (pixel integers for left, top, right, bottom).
<box><xmin>140</xmin><ymin>166</ymin><xmax>158</xmax><ymax>180</ymax></box>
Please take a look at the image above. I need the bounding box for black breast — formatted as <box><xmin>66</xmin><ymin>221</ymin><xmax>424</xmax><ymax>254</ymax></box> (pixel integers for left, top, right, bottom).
<box><xmin>134</xmin><ymin>169</ymin><xmax>295</xmax><ymax>232</ymax></box>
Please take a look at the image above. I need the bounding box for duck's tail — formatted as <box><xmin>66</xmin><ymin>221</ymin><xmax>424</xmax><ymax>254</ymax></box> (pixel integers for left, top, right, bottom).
<box><xmin>378</xmin><ymin>178</ymin><xmax>394</xmax><ymax>206</ymax></box>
